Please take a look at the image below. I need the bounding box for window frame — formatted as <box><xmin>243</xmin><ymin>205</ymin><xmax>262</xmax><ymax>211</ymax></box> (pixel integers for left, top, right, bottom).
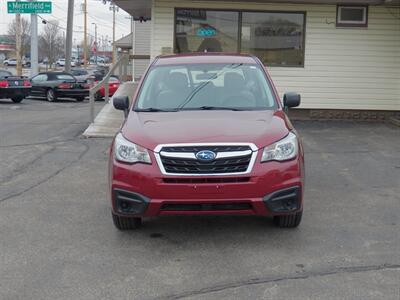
<box><xmin>336</xmin><ymin>5</ymin><xmax>368</xmax><ymax>28</ymax></box>
<box><xmin>173</xmin><ymin>8</ymin><xmax>307</xmax><ymax>68</ymax></box>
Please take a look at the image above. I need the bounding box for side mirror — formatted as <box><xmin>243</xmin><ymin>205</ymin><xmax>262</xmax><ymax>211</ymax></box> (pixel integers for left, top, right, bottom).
<box><xmin>283</xmin><ymin>92</ymin><xmax>301</xmax><ymax>108</ymax></box>
<box><xmin>113</xmin><ymin>96</ymin><xmax>130</xmax><ymax>117</ymax></box>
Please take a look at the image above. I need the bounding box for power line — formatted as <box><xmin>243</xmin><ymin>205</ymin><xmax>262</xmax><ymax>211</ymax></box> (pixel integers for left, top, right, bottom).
<box><xmin>37</xmin><ymin>15</ymin><xmax>96</xmax><ymax>39</ymax></box>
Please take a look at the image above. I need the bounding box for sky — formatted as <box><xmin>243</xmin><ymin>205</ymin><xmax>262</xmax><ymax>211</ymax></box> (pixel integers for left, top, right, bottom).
<box><xmin>0</xmin><ymin>0</ymin><xmax>132</xmax><ymax>47</ymax></box>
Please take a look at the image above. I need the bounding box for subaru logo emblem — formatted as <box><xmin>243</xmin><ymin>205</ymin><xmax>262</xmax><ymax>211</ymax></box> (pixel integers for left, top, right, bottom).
<box><xmin>195</xmin><ymin>150</ymin><xmax>216</xmax><ymax>161</ymax></box>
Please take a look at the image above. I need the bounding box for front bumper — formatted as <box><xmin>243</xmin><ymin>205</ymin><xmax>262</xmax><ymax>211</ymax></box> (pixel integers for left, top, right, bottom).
<box><xmin>110</xmin><ymin>151</ymin><xmax>304</xmax><ymax>217</ymax></box>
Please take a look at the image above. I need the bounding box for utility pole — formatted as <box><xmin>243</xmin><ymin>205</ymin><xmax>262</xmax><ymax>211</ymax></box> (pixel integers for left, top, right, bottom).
<box><xmin>83</xmin><ymin>0</ymin><xmax>88</xmax><ymax>68</ymax></box>
<box><xmin>15</xmin><ymin>0</ymin><xmax>22</xmax><ymax>76</ymax></box>
<box><xmin>65</xmin><ymin>0</ymin><xmax>74</xmax><ymax>72</ymax></box>
<box><xmin>92</xmin><ymin>23</ymin><xmax>97</xmax><ymax>65</ymax></box>
<box><xmin>30</xmin><ymin>0</ymin><xmax>39</xmax><ymax>76</ymax></box>
<box><xmin>110</xmin><ymin>2</ymin><xmax>118</xmax><ymax>65</ymax></box>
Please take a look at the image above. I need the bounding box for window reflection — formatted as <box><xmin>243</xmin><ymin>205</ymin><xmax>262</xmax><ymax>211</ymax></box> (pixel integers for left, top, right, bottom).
<box><xmin>176</xmin><ymin>10</ymin><xmax>239</xmax><ymax>53</ymax></box>
<box><xmin>241</xmin><ymin>12</ymin><xmax>304</xmax><ymax>66</ymax></box>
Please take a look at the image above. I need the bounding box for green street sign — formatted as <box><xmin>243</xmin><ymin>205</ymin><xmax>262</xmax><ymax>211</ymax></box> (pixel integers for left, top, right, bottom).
<box><xmin>7</xmin><ymin>1</ymin><xmax>52</xmax><ymax>14</ymax></box>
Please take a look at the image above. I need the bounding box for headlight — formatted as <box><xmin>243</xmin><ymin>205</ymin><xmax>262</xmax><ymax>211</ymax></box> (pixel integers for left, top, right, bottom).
<box><xmin>114</xmin><ymin>133</ymin><xmax>151</xmax><ymax>164</ymax></box>
<box><xmin>261</xmin><ymin>132</ymin><xmax>298</xmax><ymax>162</ymax></box>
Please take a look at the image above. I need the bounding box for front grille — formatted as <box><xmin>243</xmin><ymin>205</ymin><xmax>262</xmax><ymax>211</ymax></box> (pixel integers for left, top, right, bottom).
<box><xmin>161</xmin><ymin>156</ymin><xmax>251</xmax><ymax>174</ymax></box>
<box><xmin>157</xmin><ymin>144</ymin><xmax>256</xmax><ymax>175</ymax></box>
<box><xmin>161</xmin><ymin>203</ymin><xmax>252</xmax><ymax>211</ymax></box>
<box><xmin>163</xmin><ymin>177</ymin><xmax>250</xmax><ymax>184</ymax></box>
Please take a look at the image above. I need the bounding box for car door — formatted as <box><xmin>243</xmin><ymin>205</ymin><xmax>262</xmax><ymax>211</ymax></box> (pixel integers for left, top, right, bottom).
<box><xmin>30</xmin><ymin>74</ymin><xmax>48</xmax><ymax>96</ymax></box>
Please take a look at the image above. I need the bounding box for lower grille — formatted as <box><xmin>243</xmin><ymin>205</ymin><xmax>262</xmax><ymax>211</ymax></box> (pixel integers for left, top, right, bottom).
<box><xmin>163</xmin><ymin>177</ymin><xmax>250</xmax><ymax>184</ymax></box>
<box><xmin>161</xmin><ymin>203</ymin><xmax>252</xmax><ymax>211</ymax></box>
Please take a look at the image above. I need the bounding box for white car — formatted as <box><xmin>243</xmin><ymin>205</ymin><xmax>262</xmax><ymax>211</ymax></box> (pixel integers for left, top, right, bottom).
<box><xmin>56</xmin><ymin>58</ymin><xmax>76</xmax><ymax>67</ymax></box>
<box><xmin>3</xmin><ymin>59</ymin><xmax>17</xmax><ymax>66</ymax></box>
<box><xmin>3</xmin><ymin>58</ymin><xmax>31</xmax><ymax>67</ymax></box>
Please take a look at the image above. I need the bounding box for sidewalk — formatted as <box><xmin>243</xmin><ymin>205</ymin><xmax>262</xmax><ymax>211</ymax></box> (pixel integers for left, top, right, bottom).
<box><xmin>82</xmin><ymin>82</ymin><xmax>137</xmax><ymax>138</ymax></box>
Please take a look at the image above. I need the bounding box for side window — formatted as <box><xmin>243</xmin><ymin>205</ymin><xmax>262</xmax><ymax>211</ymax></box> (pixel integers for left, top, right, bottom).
<box><xmin>32</xmin><ymin>74</ymin><xmax>47</xmax><ymax>82</ymax></box>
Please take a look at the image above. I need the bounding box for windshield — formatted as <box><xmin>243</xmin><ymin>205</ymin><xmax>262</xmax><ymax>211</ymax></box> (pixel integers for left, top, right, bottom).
<box><xmin>134</xmin><ymin>63</ymin><xmax>276</xmax><ymax>111</ymax></box>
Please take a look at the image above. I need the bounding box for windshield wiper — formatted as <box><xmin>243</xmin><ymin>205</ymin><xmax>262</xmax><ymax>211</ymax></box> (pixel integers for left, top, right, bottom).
<box><xmin>134</xmin><ymin>107</ymin><xmax>178</xmax><ymax>112</ymax></box>
<box><xmin>178</xmin><ymin>63</ymin><xmax>243</xmax><ymax>109</ymax></box>
<box><xmin>187</xmin><ymin>106</ymin><xmax>245</xmax><ymax>111</ymax></box>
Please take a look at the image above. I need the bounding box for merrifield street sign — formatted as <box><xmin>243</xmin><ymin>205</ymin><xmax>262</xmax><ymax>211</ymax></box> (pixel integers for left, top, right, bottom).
<box><xmin>7</xmin><ymin>1</ymin><xmax>52</xmax><ymax>14</ymax></box>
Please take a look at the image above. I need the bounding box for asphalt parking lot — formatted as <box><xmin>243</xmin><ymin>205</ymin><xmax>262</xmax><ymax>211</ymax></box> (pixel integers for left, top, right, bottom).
<box><xmin>0</xmin><ymin>98</ymin><xmax>399</xmax><ymax>300</ymax></box>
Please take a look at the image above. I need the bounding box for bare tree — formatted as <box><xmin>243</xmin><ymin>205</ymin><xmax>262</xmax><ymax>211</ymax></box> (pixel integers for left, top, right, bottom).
<box><xmin>7</xmin><ymin>17</ymin><xmax>31</xmax><ymax>58</ymax></box>
<box><xmin>39</xmin><ymin>21</ymin><xmax>65</xmax><ymax>68</ymax></box>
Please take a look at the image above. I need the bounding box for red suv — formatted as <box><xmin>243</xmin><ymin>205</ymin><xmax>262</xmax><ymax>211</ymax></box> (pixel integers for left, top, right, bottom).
<box><xmin>110</xmin><ymin>54</ymin><xmax>304</xmax><ymax>230</ymax></box>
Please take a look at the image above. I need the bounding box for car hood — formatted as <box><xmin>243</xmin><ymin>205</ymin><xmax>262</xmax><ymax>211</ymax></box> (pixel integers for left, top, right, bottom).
<box><xmin>121</xmin><ymin>110</ymin><xmax>290</xmax><ymax>152</ymax></box>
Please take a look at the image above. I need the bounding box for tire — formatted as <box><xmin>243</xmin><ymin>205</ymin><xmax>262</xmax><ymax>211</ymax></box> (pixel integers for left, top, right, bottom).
<box><xmin>46</xmin><ymin>89</ymin><xmax>57</xmax><ymax>102</ymax></box>
<box><xmin>4</xmin><ymin>62</ymin><xmax>8</xmax><ymax>66</ymax></box>
<box><xmin>112</xmin><ymin>212</ymin><xmax>142</xmax><ymax>230</ymax></box>
<box><xmin>273</xmin><ymin>211</ymin><xmax>302</xmax><ymax>228</ymax></box>
<box><xmin>76</xmin><ymin>97</ymin><xmax>85</xmax><ymax>102</ymax></box>
<box><xmin>11</xmin><ymin>97</ymin><xmax>24</xmax><ymax>103</ymax></box>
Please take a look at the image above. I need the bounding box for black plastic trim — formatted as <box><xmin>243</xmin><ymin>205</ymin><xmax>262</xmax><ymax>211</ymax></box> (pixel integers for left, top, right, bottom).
<box><xmin>263</xmin><ymin>186</ymin><xmax>301</xmax><ymax>213</ymax></box>
<box><xmin>113</xmin><ymin>189</ymin><xmax>150</xmax><ymax>215</ymax></box>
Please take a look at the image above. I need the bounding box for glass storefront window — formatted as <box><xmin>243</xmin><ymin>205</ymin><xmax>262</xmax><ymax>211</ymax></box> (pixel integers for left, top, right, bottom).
<box><xmin>174</xmin><ymin>9</ymin><xmax>305</xmax><ymax>67</ymax></box>
<box><xmin>175</xmin><ymin>9</ymin><xmax>239</xmax><ymax>53</ymax></box>
<box><xmin>241</xmin><ymin>12</ymin><xmax>305</xmax><ymax>66</ymax></box>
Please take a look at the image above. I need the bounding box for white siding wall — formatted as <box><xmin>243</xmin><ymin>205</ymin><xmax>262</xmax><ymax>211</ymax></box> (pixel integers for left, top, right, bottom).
<box><xmin>151</xmin><ymin>0</ymin><xmax>400</xmax><ymax>110</ymax></box>
<box><xmin>133</xmin><ymin>21</ymin><xmax>151</xmax><ymax>79</ymax></box>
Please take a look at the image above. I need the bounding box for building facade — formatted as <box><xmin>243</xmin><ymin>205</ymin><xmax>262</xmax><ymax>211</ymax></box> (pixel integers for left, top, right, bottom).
<box><xmin>116</xmin><ymin>0</ymin><xmax>400</xmax><ymax>112</ymax></box>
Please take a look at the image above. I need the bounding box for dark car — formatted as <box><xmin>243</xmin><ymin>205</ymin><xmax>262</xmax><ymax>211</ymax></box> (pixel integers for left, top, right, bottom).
<box><xmin>30</xmin><ymin>72</ymin><xmax>89</xmax><ymax>102</ymax></box>
<box><xmin>70</xmin><ymin>69</ymin><xmax>90</xmax><ymax>81</ymax></box>
<box><xmin>109</xmin><ymin>53</ymin><xmax>304</xmax><ymax>230</ymax></box>
<box><xmin>0</xmin><ymin>69</ymin><xmax>32</xmax><ymax>103</ymax></box>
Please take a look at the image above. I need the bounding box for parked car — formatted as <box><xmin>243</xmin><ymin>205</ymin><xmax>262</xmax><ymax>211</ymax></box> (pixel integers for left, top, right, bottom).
<box><xmin>3</xmin><ymin>58</ymin><xmax>30</xmax><ymax>67</ymax></box>
<box><xmin>0</xmin><ymin>69</ymin><xmax>32</xmax><ymax>103</ymax></box>
<box><xmin>30</xmin><ymin>72</ymin><xmax>89</xmax><ymax>102</ymax></box>
<box><xmin>95</xmin><ymin>75</ymin><xmax>120</xmax><ymax>101</ymax></box>
<box><xmin>3</xmin><ymin>58</ymin><xmax>16</xmax><ymax>66</ymax></box>
<box><xmin>56</xmin><ymin>58</ymin><xmax>76</xmax><ymax>67</ymax></box>
<box><xmin>90</xmin><ymin>56</ymin><xmax>106</xmax><ymax>64</ymax></box>
<box><xmin>70</xmin><ymin>68</ymin><xmax>91</xmax><ymax>81</ymax></box>
<box><xmin>109</xmin><ymin>53</ymin><xmax>304</xmax><ymax>230</ymax></box>
<box><xmin>70</xmin><ymin>68</ymin><xmax>107</xmax><ymax>82</ymax></box>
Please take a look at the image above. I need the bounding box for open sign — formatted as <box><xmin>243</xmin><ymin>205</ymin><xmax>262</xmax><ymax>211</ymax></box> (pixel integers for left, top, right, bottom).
<box><xmin>196</xmin><ymin>27</ymin><xmax>216</xmax><ymax>37</ymax></box>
